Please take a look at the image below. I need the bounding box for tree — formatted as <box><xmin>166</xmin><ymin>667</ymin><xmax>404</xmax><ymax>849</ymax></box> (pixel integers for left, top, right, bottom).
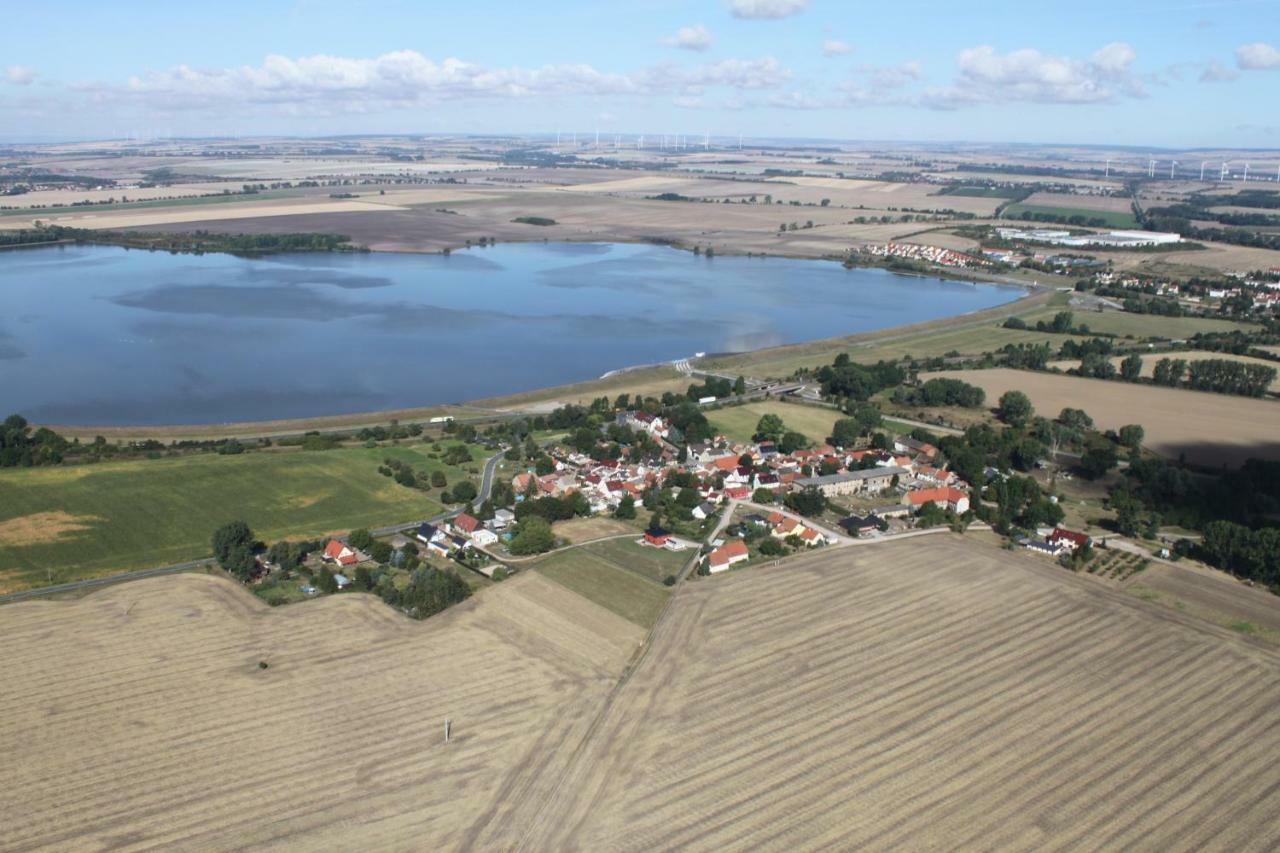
<box><xmin>212</xmin><ymin>521</ymin><xmax>256</xmax><ymax>580</ymax></box>
<box><xmin>755</xmin><ymin>413</ymin><xmax>785</xmax><ymax>442</ymax></box>
<box><xmin>752</xmin><ymin>487</ymin><xmax>776</xmax><ymax>503</ymax></box>
<box><xmin>370</xmin><ymin>541</ymin><xmax>393</xmax><ymax>564</ymax></box>
<box><xmin>509</xmin><ymin>516</ymin><xmax>555</xmax><ymax>555</ymax></box>
<box><xmin>1118</xmin><ymin>424</ymin><xmax>1145</xmax><ymax>451</ymax></box>
<box><xmin>997</xmin><ymin>391</ymin><xmax>1034</xmax><ymax>427</ymax></box>
<box><xmin>1058</xmin><ymin>408</ymin><xmax>1094</xmax><ymax>431</ymax></box>
<box><xmin>347</xmin><ymin>528</ymin><xmax>374</xmax><ymax>551</ymax></box>
<box><xmin>778</xmin><ymin>431</ymin><xmax>809</xmax><ymax>454</ymax></box>
<box><xmin>733</xmin><ymin>376</ymin><xmax>746</xmax><ymax>396</ymax></box>
<box><xmin>316</xmin><ymin>567</ymin><xmax>338</xmax><ymax>594</ymax></box>
<box><xmin>1120</xmin><ymin>354</ymin><xmax>1144</xmax><ymax>381</ymax></box>
<box><xmin>1079</xmin><ymin>443</ymin><xmax>1119</xmax><ymax>480</ymax></box>
<box><xmin>758</xmin><ymin>538</ymin><xmax>785</xmax><ymax>556</ymax></box>
<box><xmin>430</xmin><ymin>470</ymin><xmax>447</xmax><ymax>488</ymax></box>
<box><xmin>786</xmin><ymin>486</ymin><xmax>827</xmax><ymax>518</ymax></box>
<box><xmin>452</xmin><ymin>481</ymin><xmax>478</xmax><ymax>503</ymax></box>
<box><xmin>614</xmin><ymin>494</ymin><xmax>637</xmax><ymax>519</ymax></box>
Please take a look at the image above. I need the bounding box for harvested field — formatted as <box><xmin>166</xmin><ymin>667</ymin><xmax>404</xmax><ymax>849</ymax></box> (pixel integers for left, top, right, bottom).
<box><xmin>0</xmin><ymin>572</ymin><xmax>642</xmax><ymax>851</ymax></box>
<box><xmin>1003</xmin><ymin>202</ymin><xmax>1137</xmax><ymax>228</ymax></box>
<box><xmin>1022</xmin><ymin>306</ymin><xmax>1256</xmax><ymax>339</ymax></box>
<box><xmin>524</xmin><ymin>536</ymin><xmax>1280</xmax><ymax>851</ymax></box>
<box><xmin>1048</xmin><ymin>351</ymin><xmax>1280</xmax><ymax>392</ymax></box>
<box><xmin>924</xmin><ymin>367</ymin><xmax>1280</xmax><ymax>466</ymax></box>
<box><xmin>1131</xmin><ymin>561</ymin><xmax>1280</xmax><ymax>640</ymax></box>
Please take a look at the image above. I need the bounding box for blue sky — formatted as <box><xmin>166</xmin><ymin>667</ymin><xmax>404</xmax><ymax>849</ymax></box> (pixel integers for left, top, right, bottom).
<box><xmin>3</xmin><ymin>0</ymin><xmax>1279</xmax><ymax>147</ymax></box>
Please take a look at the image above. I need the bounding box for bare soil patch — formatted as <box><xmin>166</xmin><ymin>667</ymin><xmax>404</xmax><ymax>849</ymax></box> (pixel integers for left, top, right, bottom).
<box><xmin>0</xmin><ymin>511</ymin><xmax>104</xmax><ymax>547</ymax></box>
<box><xmin>552</xmin><ymin>516</ymin><xmax>639</xmax><ymax>544</ymax></box>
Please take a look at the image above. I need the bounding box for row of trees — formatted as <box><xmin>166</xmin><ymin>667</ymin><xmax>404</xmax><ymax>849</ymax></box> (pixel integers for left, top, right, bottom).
<box><xmin>0</xmin><ymin>414</ymin><xmax>69</xmax><ymax>467</ymax></box>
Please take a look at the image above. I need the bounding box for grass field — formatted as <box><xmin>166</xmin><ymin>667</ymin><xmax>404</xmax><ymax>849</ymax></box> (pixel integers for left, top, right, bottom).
<box><xmin>936</xmin><ymin>185</ymin><xmax>1026</xmax><ymax>199</ymax></box>
<box><xmin>531</xmin><ymin>539</ymin><xmax>674</xmax><ymax>627</ymax></box>
<box><xmin>1021</xmin><ymin>306</ymin><xmax>1258</xmax><ymax>339</ymax></box>
<box><xmin>925</xmin><ymin>367</ymin><xmax>1280</xmax><ymax>466</ymax></box>
<box><xmin>1003</xmin><ymin>203</ymin><xmax>1138</xmax><ymax>228</ymax></box>
<box><xmin>0</xmin><ymin>444</ymin><xmax>481</xmax><ymax>591</ymax></box>
<box><xmin>524</xmin><ymin>536</ymin><xmax>1280</xmax><ymax>850</ymax></box>
<box><xmin>709</xmin><ymin>401</ymin><xmax>843</xmax><ymax>444</ymax></box>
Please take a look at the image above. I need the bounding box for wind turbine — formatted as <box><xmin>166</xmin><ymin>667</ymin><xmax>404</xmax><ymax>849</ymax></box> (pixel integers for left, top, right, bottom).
<box><xmin>1220</xmin><ymin>161</ymin><xmax>1229</xmax><ymax>181</ymax></box>
<box><xmin>1104</xmin><ymin>159</ymin><xmax>1112</xmax><ymax>178</ymax></box>
<box><xmin>704</xmin><ymin>132</ymin><xmax>710</xmax><ymax>151</ymax></box>
<box><xmin>1243</xmin><ymin>162</ymin><xmax>1250</xmax><ymax>183</ymax></box>
<box><xmin>1148</xmin><ymin>159</ymin><xmax>1156</xmax><ymax>178</ymax></box>
<box><xmin>1170</xmin><ymin>161</ymin><xmax>1177</xmax><ymax>180</ymax></box>
<box><xmin>1200</xmin><ymin>161</ymin><xmax>1207</xmax><ymax>181</ymax></box>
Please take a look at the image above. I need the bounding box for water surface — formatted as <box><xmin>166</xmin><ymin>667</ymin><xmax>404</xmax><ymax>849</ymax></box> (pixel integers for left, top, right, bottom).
<box><xmin>0</xmin><ymin>242</ymin><xmax>1021</xmax><ymax>425</ymax></box>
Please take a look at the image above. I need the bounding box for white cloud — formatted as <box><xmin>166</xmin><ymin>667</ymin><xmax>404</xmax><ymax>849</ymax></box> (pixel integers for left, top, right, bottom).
<box><xmin>5</xmin><ymin>66</ymin><xmax>36</xmax><ymax>86</ymax></box>
<box><xmin>822</xmin><ymin>40</ymin><xmax>854</xmax><ymax>57</ymax></box>
<box><xmin>1236</xmin><ymin>42</ymin><xmax>1280</xmax><ymax>70</ymax></box>
<box><xmin>663</xmin><ymin>24</ymin><xmax>713</xmax><ymax>52</ymax></box>
<box><xmin>77</xmin><ymin>51</ymin><xmax>790</xmax><ymax>113</ymax></box>
<box><xmin>727</xmin><ymin>0</ymin><xmax>808</xmax><ymax>20</ymax></box>
<box><xmin>923</xmin><ymin>43</ymin><xmax>1144</xmax><ymax>107</ymax></box>
<box><xmin>1200</xmin><ymin>60</ymin><xmax>1239</xmax><ymax>82</ymax></box>
<box><xmin>860</xmin><ymin>61</ymin><xmax>923</xmax><ymax>90</ymax></box>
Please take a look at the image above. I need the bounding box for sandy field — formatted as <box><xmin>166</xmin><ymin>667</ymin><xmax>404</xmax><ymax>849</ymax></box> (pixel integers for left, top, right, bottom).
<box><xmin>1020</xmin><ymin>191</ymin><xmax>1135</xmax><ymax>213</ymax></box>
<box><xmin>0</xmin><ymin>182</ymin><xmax>239</xmax><ymax>209</ymax></box>
<box><xmin>1108</xmin><ymin>241</ymin><xmax>1280</xmax><ymax>274</ymax></box>
<box><xmin>924</xmin><ymin>367</ymin><xmax>1280</xmax><ymax>466</ymax></box>
<box><xmin>523</xmin><ymin>537</ymin><xmax>1280</xmax><ymax>850</ymax></box>
<box><xmin>1048</xmin><ymin>351</ymin><xmax>1280</xmax><ymax>393</ymax></box>
<box><xmin>0</xmin><ymin>571</ymin><xmax>642</xmax><ymax>851</ymax></box>
<box><xmin>0</xmin><ymin>197</ymin><xmax>416</xmax><ymax>232</ymax></box>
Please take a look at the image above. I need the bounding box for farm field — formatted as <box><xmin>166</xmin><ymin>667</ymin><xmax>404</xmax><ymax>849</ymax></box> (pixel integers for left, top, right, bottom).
<box><xmin>924</xmin><ymin>367</ymin><xmax>1280</xmax><ymax>466</ymax></box>
<box><xmin>1129</xmin><ymin>560</ymin><xmax>1280</xmax><ymax>641</ymax></box>
<box><xmin>0</xmin><ymin>571</ymin><xmax>643</xmax><ymax>850</ymax></box>
<box><xmin>1019</xmin><ymin>191</ymin><xmax>1136</xmax><ymax>213</ymax></box>
<box><xmin>1020</xmin><ymin>306</ymin><xmax>1257</xmax><ymax>339</ymax></box>
<box><xmin>530</xmin><ymin>539</ymin><xmax>674</xmax><ymax>627</ymax></box>
<box><xmin>1002</xmin><ymin>202</ymin><xmax>1138</xmax><ymax>228</ymax></box>
<box><xmin>709</xmin><ymin>401</ymin><xmax>842</xmax><ymax>444</ymax></box>
<box><xmin>551</xmin><ymin>516</ymin><xmax>640</xmax><ymax>544</ymax></box>
<box><xmin>524</xmin><ymin>537</ymin><xmax>1280</xmax><ymax>850</ymax></box>
<box><xmin>0</xmin><ymin>444</ymin><xmax>479</xmax><ymax>591</ymax></box>
<box><xmin>1048</xmin><ymin>350</ymin><xmax>1280</xmax><ymax>392</ymax></box>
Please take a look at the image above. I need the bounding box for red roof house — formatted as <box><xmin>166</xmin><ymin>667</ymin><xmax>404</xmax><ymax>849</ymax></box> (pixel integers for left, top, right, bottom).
<box><xmin>452</xmin><ymin>512</ymin><xmax>481</xmax><ymax>534</ymax></box>
<box><xmin>708</xmin><ymin>539</ymin><xmax>750</xmax><ymax>573</ymax></box>
<box><xmin>323</xmin><ymin>539</ymin><xmax>359</xmax><ymax>567</ymax></box>
<box><xmin>1049</xmin><ymin>527</ymin><xmax>1092</xmax><ymax>550</ymax></box>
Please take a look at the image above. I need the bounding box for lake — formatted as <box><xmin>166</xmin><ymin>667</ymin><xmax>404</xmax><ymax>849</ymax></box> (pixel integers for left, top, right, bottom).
<box><xmin>0</xmin><ymin>242</ymin><xmax>1022</xmax><ymax>426</ymax></box>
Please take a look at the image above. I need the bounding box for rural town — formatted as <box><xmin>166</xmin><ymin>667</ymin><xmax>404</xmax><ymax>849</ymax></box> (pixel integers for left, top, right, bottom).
<box><xmin>3</xmin><ymin>1</ymin><xmax>1280</xmax><ymax>850</ymax></box>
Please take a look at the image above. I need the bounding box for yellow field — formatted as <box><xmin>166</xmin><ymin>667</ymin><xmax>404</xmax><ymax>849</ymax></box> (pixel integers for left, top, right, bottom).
<box><xmin>708</xmin><ymin>401</ymin><xmax>843</xmax><ymax>444</ymax></box>
<box><xmin>524</xmin><ymin>537</ymin><xmax>1280</xmax><ymax>850</ymax></box>
<box><xmin>0</xmin><ymin>572</ymin><xmax>641</xmax><ymax>850</ymax></box>
<box><xmin>5</xmin><ymin>536</ymin><xmax>1280</xmax><ymax>849</ymax></box>
<box><xmin>925</xmin><ymin>367</ymin><xmax>1280</xmax><ymax>466</ymax></box>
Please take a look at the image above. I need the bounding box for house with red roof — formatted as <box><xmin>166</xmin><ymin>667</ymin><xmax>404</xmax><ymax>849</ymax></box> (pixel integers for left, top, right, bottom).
<box><xmin>323</xmin><ymin>539</ymin><xmax>359</xmax><ymax>567</ymax></box>
<box><xmin>707</xmin><ymin>539</ymin><xmax>750</xmax><ymax>573</ymax></box>
<box><xmin>1049</xmin><ymin>527</ymin><xmax>1092</xmax><ymax>551</ymax></box>
<box><xmin>906</xmin><ymin>486</ymin><xmax>969</xmax><ymax>514</ymax></box>
<box><xmin>643</xmin><ymin>527</ymin><xmax>672</xmax><ymax>547</ymax></box>
<box><xmin>452</xmin><ymin>512</ymin><xmax>481</xmax><ymax>535</ymax></box>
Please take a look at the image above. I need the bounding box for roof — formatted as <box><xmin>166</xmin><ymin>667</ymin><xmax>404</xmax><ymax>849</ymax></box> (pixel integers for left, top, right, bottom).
<box><xmin>839</xmin><ymin>515</ymin><xmax>878</xmax><ymax>531</ymax></box>
<box><xmin>1050</xmin><ymin>527</ymin><xmax>1091</xmax><ymax>545</ymax></box>
<box><xmin>417</xmin><ymin>522</ymin><xmax>440</xmax><ymax>540</ymax></box>
<box><xmin>906</xmin><ymin>486</ymin><xmax>967</xmax><ymax>506</ymax></box>
<box><xmin>645</xmin><ymin>527</ymin><xmax>672</xmax><ymax>539</ymax></box>
<box><xmin>797</xmin><ymin>466</ymin><xmax>909</xmax><ymax>488</ymax></box>
<box><xmin>453</xmin><ymin>512</ymin><xmax>481</xmax><ymax>533</ymax></box>
<box><xmin>709</xmin><ymin>539</ymin><xmax>749</xmax><ymax>566</ymax></box>
<box><xmin>324</xmin><ymin>539</ymin><xmax>358</xmax><ymax>566</ymax></box>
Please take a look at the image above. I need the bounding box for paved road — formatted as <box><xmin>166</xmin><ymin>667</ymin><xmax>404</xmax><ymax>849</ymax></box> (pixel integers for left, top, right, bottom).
<box><xmin>0</xmin><ymin>448</ymin><xmax>508</xmax><ymax>606</ymax></box>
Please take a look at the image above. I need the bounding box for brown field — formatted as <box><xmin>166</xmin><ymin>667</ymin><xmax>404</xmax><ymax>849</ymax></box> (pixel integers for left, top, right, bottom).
<box><xmin>1020</xmin><ymin>191</ymin><xmax>1135</xmax><ymax>213</ymax></box>
<box><xmin>6</xmin><ymin>536</ymin><xmax>1280</xmax><ymax>849</ymax></box>
<box><xmin>1048</xmin><ymin>351</ymin><xmax>1280</xmax><ymax>393</ymax></box>
<box><xmin>524</xmin><ymin>537</ymin><xmax>1280</xmax><ymax>850</ymax></box>
<box><xmin>1107</xmin><ymin>240</ymin><xmax>1280</xmax><ymax>274</ymax></box>
<box><xmin>1132</xmin><ymin>561</ymin><xmax>1280</xmax><ymax>639</ymax></box>
<box><xmin>924</xmin><ymin>367</ymin><xmax>1280</xmax><ymax>466</ymax></box>
<box><xmin>0</xmin><ymin>571</ymin><xmax>642</xmax><ymax>851</ymax></box>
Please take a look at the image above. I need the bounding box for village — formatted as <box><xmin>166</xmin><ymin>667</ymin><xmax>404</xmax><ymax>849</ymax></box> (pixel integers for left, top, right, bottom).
<box><xmin>307</xmin><ymin>403</ymin><xmax>1096</xmax><ymax>588</ymax></box>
